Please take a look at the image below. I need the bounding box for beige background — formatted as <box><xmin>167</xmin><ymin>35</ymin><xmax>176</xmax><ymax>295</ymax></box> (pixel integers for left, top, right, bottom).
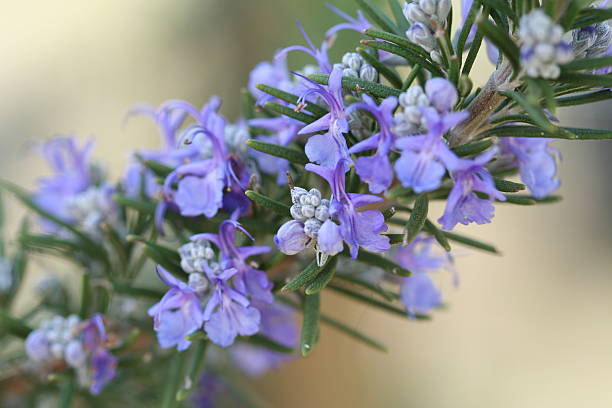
<box><xmin>1</xmin><ymin>1</ymin><xmax>611</xmax><ymax>407</ymax></box>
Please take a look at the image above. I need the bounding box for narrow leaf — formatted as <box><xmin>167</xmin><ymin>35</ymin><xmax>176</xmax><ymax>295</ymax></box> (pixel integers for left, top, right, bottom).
<box><xmin>282</xmin><ymin>259</ymin><xmax>327</xmax><ymax>291</ymax></box>
<box><xmin>556</xmin><ymin>90</ymin><xmax>612</xmax><ymax>106</ymax></box>
<box><xmin>494</xmin><ymin>179</ymin><xmax>526</xmax><ymax>192</ymax></box>
<box><xmin>246</xmin><ymin>139</ymin><xmax>309</xmax><ymax>165</ymax></box>
<box><xmin>245</xmin><ymin>190</ymin><xmax>290</xmax><ymax>217</ymax></box>
<box><xmin>443</xmin><ymin>231</ymin><xmax>499</xmax><ymax>254</ymax></box>
<box><xmin>476</xmin><ymin>16</ymin><xmax>520</xmax><ymax>75</ymax></box>
<box><xmin>347</xmin><ymin>249</ymin><xmax>411</xmax><ymax>277</ymax></box>
<box><xmin>308</xmin><ymin>73</ymin><xmax>401</xmax><ymax>98</ymax></box>
<box><xmin>0</xmin><ymin>309</ymin><xmax>32</xmax><ymax>338</ymax></box>
<box><xmin>127</xmin><ymin>235</ymin><xmax>183</xmax><ymax>276</ymax></box>
<box><xmin>562</xmin><ymin>56</ymin><xmax>612</xmax><ymax>72</ymax></box>
<box><xmin>452</xmin><ymin>139</ymin><xmax>494</xmax><ymax>157</ymax></box>
<box><xmin>363</xmin><ymin>29</ymin><xmax>432</xmax><ymax>60</ymax></box>
<box><xmin>300</xmin><ymin>293</ymin><xmax>320</xmax><ymax>356</ymax></box>
<box><xmin>280</xmin><ymin>296</ymin><xmax>387</xmax><ymax>352</ymax></box>
<box><xmin>355</xmin><ymin>0</ymin><xmax>402</xmax><ymax>36</ymax></box>
<box><xmin>244</xmin><ymin>334</ymin><xmax>294</xmax><ymax>354</ymax></box>
<box><xmin>265</xmin><ymin>102</ymin><xmax>316</xmax><ymax>124</ymax></box>
<box><xmin>326</xmin><ymin>282</ymin><xmax>429</xmax><ymax>320</ymax></box>
<box><xmin>305</xmin><ymin>257</ymin><xmax>338</xmax><ymax>295</ymax></box>
<box><xmin>404</xmin><ymin>194</ymin><xmax>429</xmax><ymax>245</ymax></box>
<box><xmin>556</xmin><ymin>72</ymin><xmax>612</xmax><ymax>89</ymax></box>
<box><xmin>360</xmin><ymin>40</ymin><xmax>445</xmax><ymax>77</ymax></box>
<box><xmin>255</xmin><ymin>84</ymin><xmax>328</xmax><ymax>117</ymax></box>
<box><xmin>388</xmin><ymin>0</ymin><xmax>410</xmax><ymax>33</ymax></box>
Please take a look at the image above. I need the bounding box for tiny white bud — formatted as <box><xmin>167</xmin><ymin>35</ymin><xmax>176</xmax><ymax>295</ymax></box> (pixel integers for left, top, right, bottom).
<box><xmin>359</xmin><ymin>64</ymin><xmax>378</xmax><ymax>82</ymax></box>
<box><xmin>301</xmin><ymin>204</ymin><xmax>315</xmax><ymax>219</ymax></box>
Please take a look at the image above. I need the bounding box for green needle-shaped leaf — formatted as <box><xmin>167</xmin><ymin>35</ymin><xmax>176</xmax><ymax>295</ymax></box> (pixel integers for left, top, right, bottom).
<box><xmin>556</xmin><ymin>90</ymin><xmax>612</xmax><ymax>107</ymax></box>
<box><xmin>300</xmin><ymin>293</ymin><xmax>320</xmax><ymax>356</ymax></box>
<box><xmin>255</xmin><ymin>84</ymin><xmax>328</xmax><ymax>117</ymax></box>
<box><xmin>363</xmin><ymin>29</ymin><xmax>432</xmax><ymax>60</ymax></box>
<box><xmin>561</xmin><ymin>56</ymin><xmax>612</xmax><ymax>72</ymax></box>
<box><xmin>404</xmin><ymin>194</ymin><xmax>429</xmax><ymax>245</ymax></box>
<box><xmin>308</xmin><ymin>73</ymin><xmax>401</xmax><ymax>98</ymax></box>
<box><xmin>305</xmin><ymin>257</ymin><xmax>338</xmax><ymax>294</ymax></box>
<box><xmin>176</xmin><ymin>340</ymin><xmax>208</xmax><ymax>401</ymax></box>
<box><xmin>494</xmin><ymin>179</ymin><xmax>526</xmax><ymax>192</ymax></box>
<box><xmin>355</xmin><ymin>0</ymin><xmax>402</xmax><ymax>36</ymax></box>
<box><xmin>280</xmin><ymin>296</ymin><xmax>387</xmax><ymax>352</ymax></box>
<box><xmin>127</xmin><ymin>235</ymin><xmax>183</xmax><ymax>276</ymax></box>
<box><xmin>265</xmin><ymin>102</ymin><xmax>317</xmax><ymax>124</ymax></box>
<box><xmin>572</xmin><ymin>7</ymin><xmax>612</xmax><ymax>29</ymax></box>
<box><xmin>335</xmin><ymin>273</ymin><xmax>399</xmax><ymax>301</ymax></box>
<box><xmin>0</xmin><ymin>180</ymin><xmax>109</xmax><ymax>267</ymax></box>
<box><xmin>480</xmin><ymin>125</ymin><xmax>612</xmax><ymax>140</ymax></box>
<box><xmin>556</xmin><ymin>72</ymin><xmax>612</xmax><ymax>89</ymax></box>
<box><xmin>361</xmin><ymin>40</ymin><xmax>445</xmax><ymax>77</ymax></box>
<box><xmin>347</xmin><ymin>249</ymin><xmax>411</xmax><ymax>277</ymax></box>
<box><xmin>246</xmin><ymin>139</ymin><xmax>309</xmax><ymax>165</ymax></box>
<box><xmin>282</xmin><ymin>259</ymin><xmax>327</xmax><ymax>291</ymax></box>
<box><xmin>443</xmin><ymin>231</ymin><xmax>499</xmax><ymax>254</ymax></box>
<box><xmin>452</xmin><ymin>139</ymin><xmax>494</xmax><ymax>157</ymax></box>
<box><xmin>476</xmin><ymin>17</ymin><xmax>520</xmax><ymax>76</ymax></box>
<box><xmin>0</xmin><ymin>309</ymin><xmax>32</xmax><ymax>338</ymax></box>
<box><xmin>326</xmin><ymin>282</ymin><xmax>429</xmax><ymax>320</ymax></box>
<box><xmin>388</xmin><ymin>0</ymin><xmax>410</xmax><ymax>33</ymax></box>
<box><xmin>424</xmin><ymin>220</ymin><xmax>452</xmax><ymax>252</ymax></box>
<box><xmin>245</xmin><ymin>190</ymin><xmax>290</xmax><ymax>217</ymax></box>
<box><xmin>137</xmin><ymin>156</ymin><xmax>174</xmax><ymax>178</ymax></box>
<box><xmin>244</xmin><ymin>334</ymin><xmax>294</xmax><ymax>354</ymax></box>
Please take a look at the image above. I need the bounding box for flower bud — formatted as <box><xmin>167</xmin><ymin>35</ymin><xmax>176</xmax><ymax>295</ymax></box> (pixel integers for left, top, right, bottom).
<box><xmin>342</xmin><ymin>52</ymin><xmax>363</xmax><ymax>71</ymax></box>
<box><xmin>425</xmin><ymin>77</ymin><xmax>458</xmax><ymax>113</ymax></box>
<box><xmin>406</xmin><ymin>23</ymin><xmax>436</xmax><ymax>52</ymax></box>
<box><xmin>301</xmin><ymin>204</ymin><xmax>315</xmax><ymax>219</ymax></box>
<box><xmin>315</xmin><ymin>205</ymin><xmax>330</xmax><ymax>222</ymax></box>
<box><xmin>304</xmin><ymin>218</ymin><xmax>322</xmax><ymax>238</ymax></box>
<box><xmin>342</xmin><ymin>68</ymin><xmax>359</xmax><ymax>78</ymax></box>
<box><xmin>290</xmin><ymin>204</ymin><xmax>307</xmax><ymax>221</ymax></box>
<box><xmin>274</xmin><ymin>220</ymin><xmax>308</xmax><ymax>255</ymax></box>
<box><xmin>359</xmin><ymin>64</ymin><xmax>378</xmax><ymax>82</ymax></box>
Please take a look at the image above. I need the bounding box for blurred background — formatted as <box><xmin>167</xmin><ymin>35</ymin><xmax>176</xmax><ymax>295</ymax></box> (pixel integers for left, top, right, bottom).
<box><xmin>1</xmin><ymin>1</ymin><xmax>611</xmax><ymax>407</ymax></box>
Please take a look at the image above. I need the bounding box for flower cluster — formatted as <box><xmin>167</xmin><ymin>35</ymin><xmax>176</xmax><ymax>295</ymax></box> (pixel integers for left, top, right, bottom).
<box><xmin>404</xmin><ymin>0</ymin><xmax>451</xmax><ymax>63</ymax></box>
<box><xmin>3</xmin><ymin>1</ymin><xmax>612</xmax><ymax>405</ymax></box>
<box><xmin>25</xmin><ymin>315</ymin><xmax>117</xmax><ymax>394</ymax></box>
<box><xmin>519</xmin><ymin>9</ymin><xmax>574</xmax><ymax>79</ymax></box>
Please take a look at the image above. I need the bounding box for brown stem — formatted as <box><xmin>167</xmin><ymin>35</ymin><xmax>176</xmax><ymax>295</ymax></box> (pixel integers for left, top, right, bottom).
<box><xmin>448</xmin><ymin>60</ymin><xmax>514</xmax><ymax>147</ymax></box>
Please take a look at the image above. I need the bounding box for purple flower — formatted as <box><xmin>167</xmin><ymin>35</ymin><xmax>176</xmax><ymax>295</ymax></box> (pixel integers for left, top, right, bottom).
<box><xmin>439</xmin><ymin>148</ymin><xmax>506</xmax><ymax>230</ymax></box>
<box><xmin>148</xmin><ymin>266</ymin><xmax>205</xmax><ymax>351</ymax></box>
<box><xmin>249</xmin><ymin>116</ymin><xmax>302</xmax><ymax>184</ymax></box>
<box><xmin>394</xmin><ymin>107</ymin><xmax>468</xmax><ymax>193</ymax></box>
<box><xmin>499</xmin><ymin>138</ymin><xmax>560</xmax><ymax>198</ymax></box>
<box><xmin>202</xmin><ymin>266</ymin><xmax>261</xmax><ymax>347</ymax></box>
<box><xmin>394</xmin><ymin>235</ymin><xmax>453</xmax><ymax>316</ymax></box>
<box><xmin>274</xmin><ymin>219</ymin><xmax>309</xmax><ymax>255</ymax></box>
<box><xmin>296</xmin><ymin>67</ymin><xmax>351</xmax><ymax>168</ymax></box>
<box><xmin>156</xmin><ymin>99</ymin><xmax>251</xmax><ymax>228</ymax></box>
<box><xmin>325</xmin><ymin>4</ymin><xmax>372</xmax><ymax>44</ymax></box>
<box><xmin>79</xmin><ymin>315</ymin><xmax>117</xmax><ymax>395</ymax></box>
<box><xmin>400</xmin><ymin>273</ymin><xmax>442</xmax><ymax>316</ymax></box>
<box><xmin>347</xmin><ymin>94</ymin><xmax>398</xmax><ymax>193</ymax></box>
<box><xmin>33</xmin><ymin>137</ymin><xmax>93</xmax><ymax>230</ymax></box>
<box><xmin>191</xmin><ymin>217</ymin><xmax>273</xmax><ymax>303</ymax></box>
<box><xmin>306</xmin><ymin>160</ymin><xmax>390</xmax><ymax>258</ymax></box>
<box><xmin>24</xmin><ymin>329</ymin><xmax>51</xmax><ymax>362</ymax></box>
<box><xmin>229</xmin><ymin>300</ymin><xmax>298</xmax><ymax>376</ymax></box>
<box><xmin>248</xmin><ymin>56</ymin><xmax>295</xmax><ymax>106</ymax></box>
<box><xmin>191</xmin><ymin>372</ymin><xmax>236</xmax><ymax>408</ymax></box>
<box><xmin>276</xmin><ymin>22</ymin><xmax>331</xmax><ymax>74</ymax></box>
